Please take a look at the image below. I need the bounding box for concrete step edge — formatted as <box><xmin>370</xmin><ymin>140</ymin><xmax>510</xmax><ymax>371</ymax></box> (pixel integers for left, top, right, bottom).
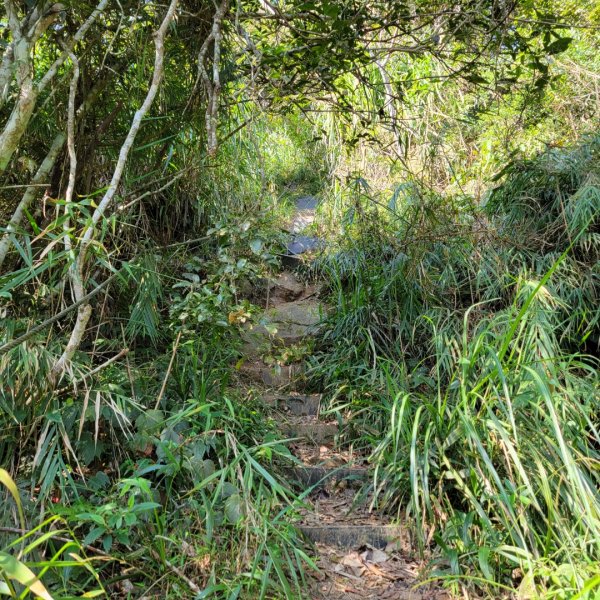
<box><xmin>298</xmin><ymin>524</ymin><xmax>403</xmax><ymax>549</ymax></box>
<box><xmin>265</xmin><ymin>393</ymin><xmax>321</xmax><ymax>416</ymax></box>
<box><xmin>288</xmin><ymin>464</ymin><xmax>368</xmax><ymax>487</ymax></box>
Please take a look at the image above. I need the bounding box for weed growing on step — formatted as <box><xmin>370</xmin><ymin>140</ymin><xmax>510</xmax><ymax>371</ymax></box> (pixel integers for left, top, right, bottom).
<box><xmin>263</xmin><ymin>339</ymin><xmax>316</xmax><ymax>367</ymax></box>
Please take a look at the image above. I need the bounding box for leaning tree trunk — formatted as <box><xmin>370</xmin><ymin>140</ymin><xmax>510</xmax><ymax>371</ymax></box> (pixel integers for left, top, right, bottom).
<box><xmin>0</xmin><ymin>133</ymin><xmax>65</xmax><ymax>270</ymax></box>
<box><xmin>51</xmin><ymin>0</ymin><xmax>179</xmax><ymax>378</ymax></box>
<box><xmin>0</xmin><ymin>72</ymin><xmax>113</xmax><ymax>271</ymax></box>
<box><xmin>196</xmin><ymin>0</ymin><xmax>229</xmax><ymax>157</ymax></box>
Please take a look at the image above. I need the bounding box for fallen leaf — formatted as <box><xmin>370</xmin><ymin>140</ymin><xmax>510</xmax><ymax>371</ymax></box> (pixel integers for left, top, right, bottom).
<box><xmin>340</xmin><ymin>552</ymin><xmax>363</xmax><ymax>568</ymax></box>
<box><xmin>372</xmin><ymin>548</ymin><xmax>389</xmax><ymax>563</ymax></box>
<box><xmin>119</xmin><ymin>580</ymin><xmax>134</xmax><ymax>594</ymax></box>
<box><xmin>340</xmin><ymin>551</ymin><xmax>366</xmax><ymax>577</ymax></box>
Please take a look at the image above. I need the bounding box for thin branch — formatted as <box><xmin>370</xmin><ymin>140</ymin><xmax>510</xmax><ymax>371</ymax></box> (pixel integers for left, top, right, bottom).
<box><xmin>192</xmin><ymin>0</ymin><xmax>229</xmax><ymax>156</ymax></box>
<box><xmin>116</xmin><ymin>170</ymin><xmax>186</xmax><ymax>212</ymax></box>
<box><xmin>57</xmin><ymin>348</ymin><xmax>129</xmax><ymax>396</ymax></box>
<box><xmin>37</xmin><ymin>1</ymin><xmax>108</xmax><ymax>95</ymax></box>
<box><xmin>154</xmin><ymin>330</ymin><xmax>182</xmax><ymax>410</ymax></box>
<box><xmin>63</xmin><ymin>48</ymin><xmax>80</xmax><ymax>255</ymax></box>
<box><xmin>0</xmin><ymin>272</ymin><xmax>119</xmax><ymax>356</ymax></box>
<box><xmin>150</xmin><ymin>549</ymin><xmax>200</xmax><ymax>595</ymax></box>
<box><xmin>207</xmin><ymin>0</ymin><xmax>229</xmax><ymax>156</ymax></box>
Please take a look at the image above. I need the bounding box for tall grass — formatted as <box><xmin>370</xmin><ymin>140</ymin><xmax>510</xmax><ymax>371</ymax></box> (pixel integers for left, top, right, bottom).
<box><xmin>309</xmin><ymin>135</ymin><xmax>600</xmax><ymax>596</ymax></box>
<box><xmin>370</xmin><ymin>294</ymin><xmax>600</xmax><ymax>596</ymax></box>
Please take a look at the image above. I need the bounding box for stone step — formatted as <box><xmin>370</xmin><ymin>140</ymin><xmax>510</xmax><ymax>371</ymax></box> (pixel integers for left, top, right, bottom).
<box><xmin>243</xmin><ymin>298</ymin><xmax>323</xmax><ymax>349</ymax></box>
<box><xmin>265</xmin><ymin>393</ymin><xmax>321</xmax><ymax>416</ymax></box>
<box><xmin>286</xmin><ymin>234</ymin><xmax>324</xmax><ymax>255</ymax></box>
<box><xmin>280</xmin><ymin>236</ymin><xmax>325</xmax><ymax>268</ymax></box>
<box><xmin>239</xmin><ymin>362</ymin><xmax>301</xmax><ymax>388</ymax></box>
<box><xmin>280</xmin><ymin>253</ymin><xmax>303</xmax><ymax>269</ymax></box>
<box><xmin>266</xmin><ymin>272</ymin><xmax>305</xmax><ymax>303</ymax></box>
<box><xmin>298</xmin><ymin>525</ymin><xmax>403</xmax><ymax>549</ymax></box>
<box><xmin>290</xmin><ymin>464</ymin><xmax>367</xmax><ymax>488</ymax></box>
<box><xmin>286</xmin><ymin>195</ymin><xmax>319</xmax><ymax>234</ymax></box>
<box><xmin>265</xmin><ymin>299</ymin><xmax>322</xmax><ymax>345</ymax></box>
<box><xmin>283</xmin><ymin>420</ymin><xmax>338</xmax><ymax>445</ymax></box>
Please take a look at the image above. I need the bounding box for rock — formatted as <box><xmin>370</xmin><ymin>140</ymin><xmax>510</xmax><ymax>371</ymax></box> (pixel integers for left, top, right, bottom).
<box><xmin>267</xmin><ymin>271</ymin><xmax>305</xmax><ymax>303</ymax></box>
<box><xmin>280</xmin><ymin>196</ymin><xmax>325</xmax><ymax>266</ymax></box>
<box><xmin>283</xmin><ymin>420</ymin><xmax>339</xmax><ymax>445</ymax></box>
<box><xmin>244</xmin><ymin>299</ymin><xmax>323</xmax><ymax>348</ymax></box>
<box><xmin>267</xmin><ymin>298</ymin><xmax>322</xmax><ymax>328</ymax></box>
<box><xmin>295</xmin><ymin>196</ymin><xmax>319</xmax><ymax>211</ymax></box>
<box><xmin>280</xmin><ymin>253</ymin><xmax>303</xmax><ymax>269</ymax></box>
<box><xmin>239</xmin><ymin>362</ymin><xmax>301</xmax><ymax>387</ymax></box>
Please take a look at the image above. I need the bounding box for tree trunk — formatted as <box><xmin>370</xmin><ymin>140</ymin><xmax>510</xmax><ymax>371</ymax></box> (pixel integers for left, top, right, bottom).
<box><xmin>51</xmin><ymin>0</ymin><xmax>179</xmax><ymax>378</ymax></box>
<box><xmin>0</xmin><ymin>43</ymin><xmax>15</xmax><ymax>107</ymax></box>
<box><xmin>0</xmin><ymin>1</ymin><xmax>106</xmax><ymax>173</ymax></box>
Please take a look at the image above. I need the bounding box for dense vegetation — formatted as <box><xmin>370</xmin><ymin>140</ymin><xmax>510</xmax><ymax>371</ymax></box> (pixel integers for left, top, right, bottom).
<box><xmin>0</xmin><ymin>0</ymin><xmax>598</xmax><ymax>598</ymax></box>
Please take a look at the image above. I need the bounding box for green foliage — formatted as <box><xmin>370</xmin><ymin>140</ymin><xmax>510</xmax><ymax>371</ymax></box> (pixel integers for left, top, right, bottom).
<box><xmin>56</xmin><ymin>387</ymin><xmax>311</xmax><ymax>598</ymax></box>
<box><xmin>0</xmin><ymin>469</ymin><xmax>103</xmax><ymax>599</ymax></box>
<box><xmin>371</xmin><ymin>308</ymin><xmax>599</xmax><ymax>596</ymax></box>
<box><xmin>171</xmin><ymin>212</ymin><xmax>281</xmax><ymax>333</ymax></box>
<box><xmin>263</xmin><ymin>339</ymin><xmax>315</xmax><ymax>367</ymax></box>
<box><xmin>1</xmin><ymin>1</ymin><xmax>599</xmax><ymax>597</ymax></box>
<box><xmin>72</xmin><ymin>477</ymin><xmax>161</xmax><ymax>552</ymax></box>
<box><xmin>125</xmin><ymin>254</ymin><xmax>165</xmax><ymax>345</ymax></box>
<box><xmin>310</xmin><ymin>136</ymin><xmax>600</xmax><ymax>597</ymax></box>
<box><xmin>487</xmin><ymin>136</ymin><xmax>600</xmax><ymax>346</ymax></box>
<box><xmin>0</xmin><ymin>198</ymin><xmax>314</xmax><ymax>596</ymax></box>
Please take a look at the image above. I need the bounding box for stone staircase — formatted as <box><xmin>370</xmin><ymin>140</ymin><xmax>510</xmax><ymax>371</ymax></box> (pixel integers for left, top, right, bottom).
<box><xmin>238</xmin><ymin>197</ymin><xmax>443</xmax><ymax>598</ymax></box>
<box><xmin>239</xmin><ymin>270</ymin><xmax>443</xmax><ymax>599</ymax></box>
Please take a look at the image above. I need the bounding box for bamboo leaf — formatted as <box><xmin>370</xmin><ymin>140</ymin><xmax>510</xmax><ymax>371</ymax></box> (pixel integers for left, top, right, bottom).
<box><xmin>0</xmin><ymin>552</ymin><xmax>53</xmax><ymax>600</ymax></box>
<box><xmin>0</xmin><ymin>469</ymin><xmax>25</xmax><ymax>530</ymax></box>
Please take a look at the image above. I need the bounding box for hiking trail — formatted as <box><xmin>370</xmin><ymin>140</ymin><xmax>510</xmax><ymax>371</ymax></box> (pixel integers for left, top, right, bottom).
<box><xmin>237</xmin><ymin>197</ymin><xmax>447</xmax><ymax>599</ymax></box>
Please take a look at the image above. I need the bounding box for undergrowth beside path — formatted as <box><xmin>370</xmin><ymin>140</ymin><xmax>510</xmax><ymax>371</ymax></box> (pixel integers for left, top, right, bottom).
<box><xmin>308</xmin><ymin>135</ymin><xmax>600</xmax><ymax>598</ymax></box>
